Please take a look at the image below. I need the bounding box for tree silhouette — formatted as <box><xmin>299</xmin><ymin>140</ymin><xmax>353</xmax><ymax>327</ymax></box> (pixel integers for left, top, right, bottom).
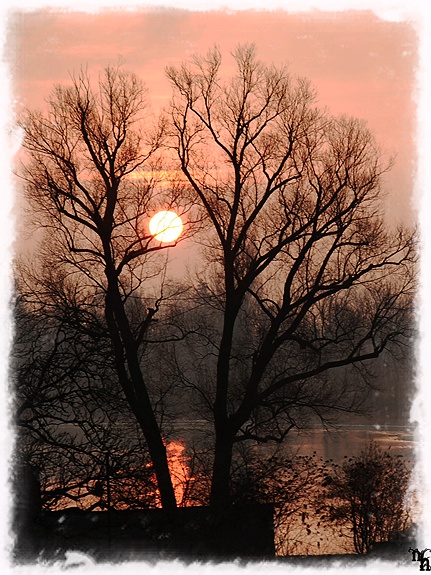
<box><xmin>323</xmin><ymin>441</ymin><xmax>412</xmax><ymax>554</ymax></box>
<box><xmin>17</xmin><ymin>49</ymin><xmax>416</xmax><ymax>528</ymax></box>
<box><xmin>13</xmin><ymin>285</ymin><xmax>159</xmax><ymax>512</ymax></box>
<box><xmin>167</xmin><ymin>45</ymin><xmax>416</xmax><ymax>508</ymax></box>
<box><xmin>18</xmin><ymin>66</ymin><xmax>191</xmax><ymax>509</ymax></box>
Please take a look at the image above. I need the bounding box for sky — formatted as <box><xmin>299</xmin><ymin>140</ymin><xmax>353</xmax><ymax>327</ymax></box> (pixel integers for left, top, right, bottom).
<box><xmin>7</xmin><ymin>8</ymin><xmax>418</xmax><ymax>224</ymax></box>
<box><xmin>1</xmin><ymin>1</ymin><xmax>431</xmax><ymax>573</ymax></box>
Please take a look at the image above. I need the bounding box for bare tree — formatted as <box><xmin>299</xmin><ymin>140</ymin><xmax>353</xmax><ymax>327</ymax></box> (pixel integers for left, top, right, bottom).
<box><xmin>166</xmin><ymin>45</ymin><xmax>416</xmax><ymax>508</ymax></box>
<box><xmin>13</xmin><ymin>265</ymin><xmax>167</xmax><ymax>512</ymax></box>
<box><xmin>18</xmin><ymin>66</ymin><xmax>191</xmax><ymax>509</ymax></box>
<box><xmin>323</xmin><ymin>441</ymin><xmax>412</xmax><ymax>554</ymax></box>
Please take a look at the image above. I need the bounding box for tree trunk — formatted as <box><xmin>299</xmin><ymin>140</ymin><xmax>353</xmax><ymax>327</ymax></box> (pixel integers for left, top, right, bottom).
<box><xmin>210</xmin><ymin>428</ymin><xmax>234</xmax><ymax>509</ymax></box>
<box><xmin>209</xmin><ymin>293</ymin><xmax>239</xmax><ymax>509</ymax></box>
<box><xmin>104</xmin><ymin>277</ymin><xmax>177</xmax><ymax>510</ymax></box>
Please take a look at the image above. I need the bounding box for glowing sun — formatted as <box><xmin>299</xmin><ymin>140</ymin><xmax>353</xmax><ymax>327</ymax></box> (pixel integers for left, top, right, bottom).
<box><xmin>149</xmin><ymin>210</ymin><xmax>183</xmax><ymax>243</ymax></box>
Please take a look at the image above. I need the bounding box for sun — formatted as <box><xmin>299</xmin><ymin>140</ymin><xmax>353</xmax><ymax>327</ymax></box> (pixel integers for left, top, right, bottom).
<box><xmin>149</xmin><ymin>210</ymin><xmax>183</xmax><ymax>243</ymax></box>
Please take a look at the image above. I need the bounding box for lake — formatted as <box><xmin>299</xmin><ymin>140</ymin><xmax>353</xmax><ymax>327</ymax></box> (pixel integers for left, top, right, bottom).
<box><xmin>284</xmin><ymin>424</ymin><xmax>417</xmax><ymax>462</ymax></box>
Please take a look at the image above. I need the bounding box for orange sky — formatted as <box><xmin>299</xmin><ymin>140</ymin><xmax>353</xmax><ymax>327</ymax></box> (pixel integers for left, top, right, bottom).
<box><xmin>7</xmin><ymin>9</ymin><xmax>418</xmax><ymax>224</ymax></box>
